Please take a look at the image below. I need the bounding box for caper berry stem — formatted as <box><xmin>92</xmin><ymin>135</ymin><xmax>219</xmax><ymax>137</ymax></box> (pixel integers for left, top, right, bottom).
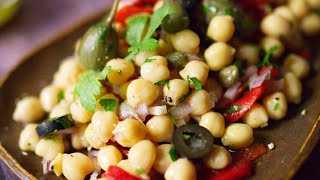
<box><xmin>103</xmin><ymin>0</ymin><xmax>120</xmax><ymax>27</ymax></box>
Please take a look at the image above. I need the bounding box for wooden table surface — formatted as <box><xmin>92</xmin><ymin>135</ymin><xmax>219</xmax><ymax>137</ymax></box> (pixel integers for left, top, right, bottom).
<box><xmin>0</xmin><ymin>0</ymin><xmax>319</xmax><ymax>179</ymax></box>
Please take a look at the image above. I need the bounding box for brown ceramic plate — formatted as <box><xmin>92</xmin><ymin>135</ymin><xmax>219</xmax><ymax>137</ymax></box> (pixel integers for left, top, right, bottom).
<box><xmin>1</xmin><ymin>3</ymin><xmax>320</xmax><ymax>180</ymax></box>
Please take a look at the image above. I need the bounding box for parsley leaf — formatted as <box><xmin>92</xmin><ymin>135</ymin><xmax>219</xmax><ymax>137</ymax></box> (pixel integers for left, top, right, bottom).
<box><xmin>126</xmin><ymin>38</ymin><xmax>159</xmax><ymax>60</ymax></box>
<box><xmin>166</xmin><ymin>80</ymin><xmax>171</xmax><ymax>90</ymax></box>
<box><xmin>187</xmin><ymin>76</ymin><xmax>202</xmax><ymax>91</ymax></box>
<box><xmin>126</xmin><ymin>15</ymin><xmax>149</xmax><ymax>46</ymax></box>
<box><xmin>224</xmin><ymin>8</ymin><xmax>233</xmax><ymax>16</ymax></box>
<box><xmin>225</xmin><ymin>105</ymin><xmax>242</xmax><ymax>113</ymax></box>
<box><xmin>273</xmin><ymin>103</ymin><xmax>279</xmax><ymax>111</ymax></box>
<box><xmin>169</xmin><ymin>146</ymin><xmax>178</xmax><ymax>161</ymax></box>
<box><xmin>260</xmin><ymin>45</ymin><xmax>279</xmax><ymax>67</ymax></box>
<box><xmin>144</xmin><ymin>58</ymin><xmax>156</xmax><ymax>63</ymax></box>
<box><xmin>154</xmin><ymin>79</ymin><xmax>169</xmax><ymax>86</ymax></box>
<box><xmin>136</xmin><ymin>169</ymin><xmax>144</xmax><ymax>175</ymax></box>
<box><xmin>75</xmin><ymin>65</ymin><xmax>111</xmax><ymax>112</ymax></box>
<box><xmin>99</xmin><ymin>99</ymin><xmax>117</xmax><ymax>111</ymax></box>
<box><xmin>183</xmin><ymin>133</ymin><xmax>191</xmax><ymax>141</ymax></box>
<box><xmin>57</xmin><ymin>90</ymin><xmax>64</xmax><ymax>103</ymax></box>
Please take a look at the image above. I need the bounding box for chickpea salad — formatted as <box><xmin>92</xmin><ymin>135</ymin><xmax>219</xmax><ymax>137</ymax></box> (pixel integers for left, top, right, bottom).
<box><xmin>12</xmin><ymin>0</ymin><xmax>320</xmax><ymax>179</ymax></box>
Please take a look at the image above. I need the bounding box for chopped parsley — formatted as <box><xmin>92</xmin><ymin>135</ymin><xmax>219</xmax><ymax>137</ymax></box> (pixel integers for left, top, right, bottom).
<box><xmin>57</xmin><ymin>90</ymin><xmax>64</xmax><ymax>102</ymax></box>
<box><xmin>225</xmin><ymin>105</ymin><xmax>242</xmax><ymax>113</ymax></box>
<box><xmin>187</xmin><ymin>76</ymin><xmax>202</xmax><ymax>91</ymax></box>
<box><xmin>260</xmin><ymin>45</ymin><xmax>279</xmax><ymax>67</ymax></box>
<box><xmin>144</xmin><ymin>58</ymin><xmax>156</xmax><ymax>63</ymax></box>
<box><xmin>203</xmin><ymin>5</ymin><xmax>217</xmax><ymax>15</ymax></box>
<box><xmin>136</xmin><ymin>169</ymin><xmax>144</xmax><ymax>175</ymax></box>
<box><xmin>166</xmin><ymin>80</ymin><xmax>171</xmax><ymax>90</ymax></box>
<box><xmin>182</xmin><ymin>133</ymin><xmax>191</xmax><ymax>141</ymax></box>
<box><xmin>169</xmin><ymin>146</ymin><xmax>178</xmax><ymax>161</ymax></box>
<box><xmin>224</xmin><ymin>7</ymin><xmax>234</xmax><ymax>16</ymax></box>
<box><xmin>168</xmin><ymin>113</ymin><xmax>177</xmax><ymax>127</ymax></box>
<box><xmin>99</xmin><ymin>99</ymin><xmax>117</xmax><ymax>111</ymax></box>
<box><xmin>154</xmin><ymin>79</ymin><xmax>169</xmax><ymax>86</ymax></box>
<box><xmin>273</xmin><ymin>103</ymin><xmax>279</xmax><ymax>111</ymax></box>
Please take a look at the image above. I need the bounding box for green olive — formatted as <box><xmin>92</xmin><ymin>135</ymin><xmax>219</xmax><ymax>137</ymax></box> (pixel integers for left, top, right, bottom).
<box><xmin>166</xmin><ymin>52</ymin><xmax>189</xmax><ymax>70</ymax></box>
<box><xmin>0</xmin><ymin>0</ymin><xmax>20</xmax><ymax>27</ymax></box>
<box><xmin>77</xmin><ymin>0</ymin><xmax>120</xmax><ymax>70</ymax></box>
<box><xmin>219</xmin><ymin>65</ymin><xmax>239</xmax><ymax>88</ymax></box>
<box><xmin>162</xmin><ymin>0</ymin><xmax>189</xmax><ymax>33</ymax></box>
<box><xmin>172</xmin><ymin>124</ymin><xmax>214</xmax><ymax>159</ymax></box>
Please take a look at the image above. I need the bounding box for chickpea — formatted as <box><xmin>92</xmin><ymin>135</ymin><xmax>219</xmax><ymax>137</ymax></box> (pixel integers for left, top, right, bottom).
<box><xmin>96</xmin><ymin>94</ymin><xmax>119</xmax><ymax>112</ymax></box>
<box><xmin>301</xmin><ymin>13</ymin><xmax>320</xmax><ymax>36</ymax></box>
<box><xmin>62</xmin><ymin>153</ymin><xmax>94</xmax><ymax>180</ymax></box>
<box><xmin>70</xmin><ymin>99</ymin><xmax>93</xmax><ymax>123</ymax></box>
<box><xmin>243</xmin><ymin>103</ymin><xmax>269</xmax><ymax>128</ymax></box>
<box><xmin>71</xmin><ymin>124</ymin><xmax>89</xmax><ymax>150</ymax></box>
<box><xmin>134</xmin><ymin>51</ymin><xmax>158</xmax><ymax>67</ymax></box>
<box><xmin>91</xmin><ymin>111</ymin><xmax>119</xmax><ymax>143</ymax></box>
<box><xmin>207</xmin><ymin>15</ymin><xmax>235</xmax><ymax>42</ymax></box>
<box><xmin>288</xmin><ymin>0</ymin><xmax>310</xmax><ymax>19</ymax></box>
<box><xmin>188</xmin><ymin>89</ymin><xmax>213</xmax><ymax>116</ymax></box>
<box><xmin>106</xmin><ymin>58</ymin><xmax>135</xmax><ymax>85</ymax></box>
<box><xmin>163</xmin><ymin>79</ymin><xmax>189</xmax><ymax>106</ymax></box>
<box><xmin>64</xmin><ymin>85</ymin><xmax>75</xmax><ymax>103</ymax></box>
<box><xmin>117</xmin><ymin>160</ymin><xmax>142</xmax><ymax>178</ymax></box>
<box><xmin>261</xmin><ymin>13</ymin><xmax>291</xmax><ymax>38</ymax></box>
<box><xmin>263</xmin><ymin>92</ymin><xmax>288</xmax><ymax>120</ymax></box>
<box><xmin>153</xmin><ymin>144</ymin><xmax>174</xmax><ymax>174</ymax></box>
<box><xmin>203</xmin><ymin>145</ymin><xmax>232</xmax><ymax>170</ymax></box>
<box><xmin>284</xmin><ymin>73</ymin><xmax>302</xmax><ymax>104</ymax></box>
<box><xmin>119</xmin><ymin>81</ymin><xmax>131</xmax><ymax>100</ymax></box>
<box><xmin>221</xmin><ymin>123</ymin><xmax>254</xmax><ymax>149</ymax></box>
<box><xmin>97</xmin><ymin>145</ymin><xmax>123</xmax><ymax>171</ymax></box>
<box><xmin>53</xmin><ymin>57</ymin><xmax>83</xmax><ymax>89</ymax></box>
<box><xmin>85</xmin><ymin>123</ymin><xmax>105</xmax><ymax>149</ymax></box>
<box><xmin>35</xmin><ymin>135</ymin><xmax>65</xmax><ymax>160</ymax></box>
<box><xmin>219</xmin><ymin>65</ymin><xmax>239</xmax><ymax>88</ymax></box>
<box><xmin>146</xmin><ymin>115</ymin><xmax>174</xmax><ymax>142</ymax></box>
<box><xmin>19</xmin><ymin>124</ymin><xmax>39</xmax><ymax>151</ymax></box>
<box><xmin>51</xmin><ymin>153</ymin><xmax>63</xmax><ymax>176</ymax></box>
<box><xmin>204</xmin><ymin>78</ymin><xmax>223</xmax><ymax>100</ymax></box>
<box><xmin>40</xmin><ymin>85</ymin><xmax>62</xmax><ymax>112</ymax></box>
<box><xmin>126</xmin><ymin>79</ymin><xmax>159</xmax><ymax>108</ymax></box>
<box><xmin>200</xmin><ymin>112</ymin><xmax>225</xmax><ymax>138</ymax></box>
<box><xmin>204</xmin><ymin>42</ymin><xmax>235</xmax><ymax>71</ymax></box>
<box><xmin>260</xmin><ymin>36</ymin><xmax>284</xmax><ymax>58</ymax></box>
<box><xmin>236</xmin><ymin>44</ymin><xmax>260</xmax><ymax>65</ymax></box>
<box><xmin>179</xmin><ymin>61</ymin><xmax>209</xmax><ymax>88</ymax></box>
<box><xmin>141</xmin><ymin>62</ymin><xmax>170</xmax><ymax>83</ymax></box>
<box><xmin>170</xmin><ymin>29</ymin><xmax>200</xmax><ymax>54</ymax></box>
<box><xmin>112</xmin><ymin>119</ymin><xmax>147</xmax><ymax>147</ymax></box>
<box><xmin>157</xmin><ymin>38</ymin><xmax>175</xmax><ymax>56</ymax></box>
<box><xmin>49</xmin><ymin>100</ymin><xmax>71</xmax><ymax>118</ymax></box>
<box><xmin>13</xmin><ymin>96</ymin><xmax>44</xmax><ymax>123</ymax></box>
<box><xmin>147</xmin><ymin>55</ymin><xmax>168</xmax><ymax>66</ymax></box>
<box><xmin>164</xmin><ymin>158</ymin><xmax>196</xmax><ymax>180</ymax></box>
<box><xmin>128</xmin><ymin>140</ymin><xmax>156</xmax><ymax>173</ymax></box>
<box><xmin>307</xmin><ymin>0</ymin><xmax>320</xmax><ymax>8</ymax></box>
<box><xmin>274</xmin><ymin>6</ymin><xmax>297</xmax><ymax>23</ymax></box>
<box><xmin>283</xmin><ymin>54</ymin><xmax>310</xmax><ymax>79</ymax></box>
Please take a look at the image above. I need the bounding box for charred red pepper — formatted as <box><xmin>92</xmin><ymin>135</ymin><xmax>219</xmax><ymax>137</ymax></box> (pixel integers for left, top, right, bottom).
<box><xmin>115</xmin><ymin>4</ymin><xmax>153</xmax><ymax>26</ymax></box>
<box><xmin>101</xmin><ymin>166</ymin><xmax>141</xmax><ymax>180</ymax></box>
<box><xmin>224</xmin><ymin>84</ymin><xmax>265</xmax><ymax>123</ymax></box>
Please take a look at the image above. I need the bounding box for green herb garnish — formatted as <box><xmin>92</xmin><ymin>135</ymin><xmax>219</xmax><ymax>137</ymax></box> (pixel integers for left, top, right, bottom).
<box><xmin>154</xmin><ymin>79</ymin><xmax>169</xmax><ymax>86</ymax></box>
<box><xmin>125</xmin><ymin>15</ymin><xmax>149</xmax><ymax>46</ymax></box>
<box><xmin>99</xmin><ymin>99</ymin><xmax>117</xmax><ymax>111</ymax></box>
<box><xmin>168</xmin><ymin>113</ymin><xmax>177</xmax><ymax>127</ymax></box>
<box><xmin>57</xmin><ymin>90</ymin><xmax>64</xmax><ymax>103</ymax></box>
<box><xmin>169</xmin><ymin>146</ymin><xmax>178</xmax><ymax>161</ymax></box>
<box><xmin>224</xmin><ymin>7</ymin><xmax>233</xmax><ymax>16</ymax></box>
<box><xmin>136</xmin><ymin>169</ymin><xmax>144</xmax><ymax>175</ymax></box>
<box><xmin>187</xmin><ymin>76</ymin><xmax>202</xmax><ymax>91</ymax></box>
<box><xmin>260</xmin><ymin>45</ymin><xmax>279</xmax><ymax>67</ymax></box>
<box><xmin>182</xmin><ymin>133</ymin><xmax>191</xmax><ymax>141</ymax></box>
<box><xmin>273</xmin><ymin>103</ymin><xmax>279</xmax><ymax>111</ymax></box>
<box><xmin>225</xmin><ymin>105</ymin><xmax>242</xmax><ymax>113</ymax></box>
<box><xmin>166</xmin><ymin>80</ymin><xmax>171</xmax><ymax>90</ymax></box>
<box><xmin>144</xmin><ymin>58</ymin><xmax>156</xmax><ymax>63</ymax></box>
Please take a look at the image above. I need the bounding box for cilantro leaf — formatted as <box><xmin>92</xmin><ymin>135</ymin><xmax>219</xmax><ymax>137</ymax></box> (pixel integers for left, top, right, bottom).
<box><xmin>273</xmin><ymin>102</ymin><xmax>279</xmax><ymax>111</ymax></box>
<box><xmin>187</xmin><ymin>76</ymin><xmax>202</xmax><ymax>91</ymax></box>
<box><xmin>183</xmin><ymin>133</ymin><xmax>191</xmax><ymax>141</ymax></box>
<box><xmin>136</xmin><ymin>169</ymin><xmax>144</xmax><ymax>175</ymax></box>
<box><xmin>143</xmin><ymin>6</ymin><xmax>176</xmax><ymax>41</ymax></box>
<box><xmin>144</xmin><ymin>58</ymin><xmax>156</xmax><ymax>63</ymax></box>
<box><xmin>224</xmin><ymin>8</ymin><xmax>234</xmax><ymax>16</ymax></box>
<box><xmin>126</xmin><ymin>38</ymin><xmax>158</xmax><ymax>60</ymax></box>
<box><xmin>75</xmin><ymin>65</ymin><xmax>111</xmax><ymax>112</ymax></box>
<box><xmin>57</xmin><ymin>89</ymin><xmax>64</xmax><ymax>103</ymax></box>
<box><xmin>225</xmin><ymin>105</ymin><xmax>242</xmax><ymax>113</ymax></box>
<box><xmin>99</xmin><ymin>99</ymin><xmax>118</xmax><ymax>111</ymax></box>
<box><xmin>126</xmin><ymin>15</ymin><xmax>149</xmax><ymax>46</ymax></box>
<box><xmin>154</xmin><ymin>79</ymin><xmax>169</xmax><ymax>86</ymax></box>
<box><xmin>260</xmin><ymin>45</ymin><xmax>279</xmax><ymax>67</ymax></box>
<box><xmin>169</xmin><ymin>146</ymin><xmax>178</xmax><ymax>161</ymax></box>
<box><xmin>166</xmin><ymin>80</ymin><xmax>170</xmax><ymax>90</ymax></box>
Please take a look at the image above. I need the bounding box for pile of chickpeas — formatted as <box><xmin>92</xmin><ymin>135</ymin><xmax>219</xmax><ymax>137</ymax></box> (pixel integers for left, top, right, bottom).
<box><xmin>13</xmin><ymin>0</ymin><xmax>320</xmax><ymax>179</ymax></box>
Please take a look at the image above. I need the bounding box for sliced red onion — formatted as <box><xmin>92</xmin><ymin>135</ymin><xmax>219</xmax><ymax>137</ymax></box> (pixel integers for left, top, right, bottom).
<box><xmin>137</xmin><ymin>103</ymin><xmax>149</xmax><ymax>121</ymax></box>
<box><xmin>111</xmin><ymin>84</ymin><xmax>121</xmax><ymax>95</ymax></box>
<box><xmin>148</xmin><ymin>105</ymin><xmax>167</xmax><ymax>115</ymax></box>
<box><xmin>249</xmin><ymin>67</ymin><xmax>269</xmax><ymax>89</ymax></box>
<box><xmin>224</xmin><ymin>82</ymin><xmax>241</xmax><ymax>100</ymax></box>
<box><xmin>168</xmin><ymin>101</ymin><xmax>192</xmax><ymax>119</ymax></box>
<box><xmin>42</xmin><ymin>159</ymin><xmax>52</xmax><ymax>174</ymax></box>
<box><xmin>88</xmin><ymin>150</ymin><xmax>99</xmax><ymax>158</ymax></box>
<box><xmin>241</xmin><ymin>65</ymin><xmax>258</xmax><ymax>81</ymax></box>
<box><xmin>187</xmin><ymin>53</ymin><xmax>202</xmax><ymax>61</ymax></box>
<box><xmin>119</xmin><ymin>101</ymin><xmax>139</xmax><ymax>120</ymax></box>
<box><xmin>89</xmin><ymin>172</ymin><xmax>99</xmax><ymax>180</ymax></box>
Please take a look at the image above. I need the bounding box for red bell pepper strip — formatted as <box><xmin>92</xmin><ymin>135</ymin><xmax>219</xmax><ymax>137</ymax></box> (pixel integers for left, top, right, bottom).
<box><xmin>259</xmin><ymin>65</ymin><xmax>279</xmax><ymax>79</ymax></box>
<box><xmin>210</xmin><ymin>159</ymin><xmax>253</xmax><ymax>180</ymax></box>
<box><xmin>298</xmin><ymin>48</ymin><xmax>310</xmax><ymax>60</ymax></box>
<box><xmin>101</xmin><ymin>166</ymin><xmax>141</xmax><ymax>180</ymax></box>
<box><xmin>224</xmin><ymin>84</ymin><xmax>265</xmax><ymax>123</ymax></box>
<box><xmin>134</xmin><ymin>0</ymin><xmax>158</xmax><ymax>6</ymax></box>
<box><xmin>236</xmin><ymin>143</ymin><xmax>267</xmax><ymax>161</ymax></box>
<box><xmin>115</xmin><ymin>4</ymin><xmax>153</xmax><ymax>26</ymax></box>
